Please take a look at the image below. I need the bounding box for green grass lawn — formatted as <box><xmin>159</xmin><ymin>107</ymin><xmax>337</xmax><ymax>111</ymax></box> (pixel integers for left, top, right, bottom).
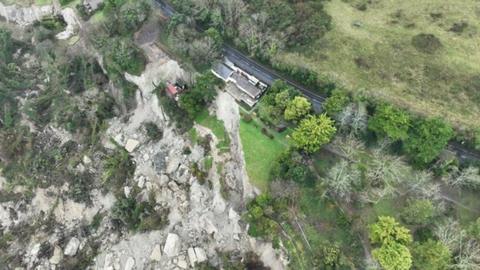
<box><xmin>195</xmin><ymin>110</ymin><xmax>230</xmax><ymax>152</ymax></box>
<box><xmin>239</xmin><ymin>118</ymin><xmax>288</xmax><ymax>191</ymax></box>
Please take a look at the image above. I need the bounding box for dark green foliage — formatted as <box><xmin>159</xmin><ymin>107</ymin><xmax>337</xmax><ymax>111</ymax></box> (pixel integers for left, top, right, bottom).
<box><xmin>68</xmin><ymin>172</ymin><xmax>95</xmax><ymax>204</ymax></box>
<box><xmin>112</xmin><ymin>195</ymin><xmax>151</xmax><ymax>231</ymax></box>
<box><xmin>257</xmin><ymin>80</ymin><xmax>296</xmax><ymax>126</ymax></box>
<box><xmin>103</xmin><ymin>0</ymin><xmax>151</xmax><ymax>36</ymax></box>
<box><xmin>271</xmin><ymin>149</ymin><xmax>314</xmax><ymax>185</ymax></box>
<box><xmin>157</xmin><ymin>92</ymin><xmax>193</xmax><ymax>132</ymax></box>
<box><xmin>245</xmin><ymin>193</ymin><xmax>287</xmax><ymax>240</ymax></box>
<box><xmin>96</xmin><ymin>93</ymin><xmax>117</xmax><ymax>122</ymax></box>
<box><xmin>59</xmin><ymin>0</ymin><xmax>75</xmax><ymax>6</ymax></box>
<box><xmin>403</xmin><ymin>118</ymin><xmax>454</xmax><ymax>166</ymax></box>
<box><xmin>323</xmin><ymin>89</ymin><xmax>350</xmax><ymax>117</ymax></box>
<box><xmin>0</xmin><ymin>29</ymin><xmax>13</xmax><ymax>64</ymax></box>
<box><xmin>102</xmin><ymin>146</ymin><xmax>136</xmax><ymax>190</ymax></box>
<box><xmin>111</xmin><ymin>194</ymin><xmax>168</xmax><ymax>232</ymax></box>
<box><xmin>411</xmin><ymin>240</ymin><xmax>451</xmax><ymax>270</ymax></box>
<box><xmin>412</xmin><ymin>33</ymin><xmax>442</xmax><ymax>54</ymax></box>
<box><xmin>368</xmin><ymin>103</ymin><xmax>411</xmax><ymax>141</ymax></box>
<box><xmin>144</xmin><ymin>122</ymin><xmax>163</xmax><ymax>141</ymax></box>
<box><xmin>179</xmin><ymin>72</ymin><xmax>220</xmax><ymax>118</ymax></box>
<box><xmin>104</xmin><ymin>38</ymin><xmax>146</xmax><ymax>76</ymax></box>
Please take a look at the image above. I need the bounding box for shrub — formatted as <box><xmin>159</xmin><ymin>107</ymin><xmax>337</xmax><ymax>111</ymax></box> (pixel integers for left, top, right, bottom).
<box><xmin>412</xmin><ymin>240</ymin><xmax>451</xmax><ymax>270</ymax></box>
<box><xmin>144</xmin><ymin>122</ymin><xmax>163</xmax><ymax>141</ymax></box>
<box><xmin>412</xmin><ymin>33</ymin><xmax>442</xmax><ymax>54</ymax></box>
<box><xmin>401</xmin><ymin>199</ymin><xmax>435</xmax><ymax>225</ymax></box>
<box><xmin>292</xmin><ymin>114</ymin><xmax>336</xmax><ymax>153</ymax></box>
<box><xmin>368</xmin><ymin>103</ymin><xmax>411</xmax><ymax>141</ymax></box>
<box><xmin>102</xmin><ymin>146</ymin><xmax>136</xmax><ymax>191</ymax></box>
<box><xmin>323</xmin><ymin>89</ymin><xmax>350</xmax><ymax>117</ymax></box>
<box><xmin>403</xmin><ymin>118</ymin><xmax>454</xmax><ymax>166</ymax></box>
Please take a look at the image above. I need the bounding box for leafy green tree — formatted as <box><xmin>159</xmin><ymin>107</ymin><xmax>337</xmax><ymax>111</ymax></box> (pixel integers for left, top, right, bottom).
<box><xmin>323</xmin><ymin>89</ymin><xmax>350</xmax><ymax>117</ymax></box>
<box><xmin>368</xmin><ymin>104</ymin><xmax>411</xmax><ymax>141</ymax></box>
<box><xmin>270</xmin><ymin>150</ymin><xmax>313</xmax><ymax>185</ymax></box>
<box><xmin>412</xmin><ymin>240</ymin><xmax>451</xmax><ymax>270</ymax></box>
<box><xmin>179</xmin><ymin>72</ymin><xmax>219</xmax><ymax>118</ymax></box>
<box><xmin>284</xmin><ymin>96</ymin><xmax>311</xmax><ymax>121</ymax></box>
<box><xmin>403</xmin><ymin>118</ymin><xmax>454</xmax><ymax>166</ymax></box>
<box><xmin>369</xmin><ymin>216</ymin><xmax>412</xmax><ymax>245</ymax></box>
<box><xmin>292</xmin><ymin>114</ymin><xmax>336</xmax><ymax>153</ymax></box>
<box><xmin>401</xmin><ymin>199</ymin><xmax>435</xmax><ymax>225</ymax></box>
<box><xmin>372</xmin><ymin>241</ymin><xmax>412</xmax><ymax>270</ymax></box>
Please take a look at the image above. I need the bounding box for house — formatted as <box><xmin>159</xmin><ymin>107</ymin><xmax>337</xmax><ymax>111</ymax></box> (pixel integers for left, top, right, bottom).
<box><xmin>165</xmin><ymin>82</ymin><xmax>185</xmax><ymax>100</ymax></box>
<box><xmin>211</xmin><ymin>59</ymin><xmax>268</xmax><ymax>107</ymax></box>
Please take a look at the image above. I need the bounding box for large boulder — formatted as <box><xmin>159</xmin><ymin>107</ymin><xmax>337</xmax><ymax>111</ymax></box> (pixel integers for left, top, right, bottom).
<box><xmin>64</xmin><ymin>237</ymin><xmax>80</xmax><ymax>256</ymax></box>
<box><xmin>163</xmin><ymin>233</ymin><xmax>181</xmax><ymax>257</ymax></box>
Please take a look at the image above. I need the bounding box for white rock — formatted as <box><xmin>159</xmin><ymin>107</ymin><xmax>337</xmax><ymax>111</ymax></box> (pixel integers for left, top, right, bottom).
<box><xmin>124</xmin><ymin>186</ymin><xmax>131</xmax><ymax>198</ymax></box>
<box><xmin>163</xmin><ymin>233</ymin><xmax>181</xmax><ymax>257</ymax></box>
<box><xmin>30</xmin><ymin>243</ymin><xmax>41</xmax><ymax>258</ymax></box>
<box><xmin>124</xmin><ymin>257</ymin><xmax>135</xmax><ymax>270</ymax></box>
<box><xmin>228</xmin><ymin>208</ymin><xmax>239</xmax><ymax>220</ymax></box>
<box><xmin>125</xmin><ymin>139</ymin><xmax>140</xmax><ymax>152</ymax></box>
<box><xmin>83</xmin><ymin>155</ymin><xmax>92</xmax><ymax>165</ymax></box>
<box><xmin>187</xmin><ymin>248</ymin><xmax>197</xmax><ymax>267</ymax></box>
<box><xmin>177</xmin><ymin>257</ymin><xmax>188</xmax><ymax>269</ymax></box>
<box><xmin>194</xmin><ymin>247</ymin><xmax>207</xmax><ymax>263</ymax></box>
<box><xmin>149</xmin><ymin>244</ymin><xmax>162</xmax><ymax>261</ymax></box>
<box><xmin>64</xmin><ymin>237</ymin><xmax>80</xmax><ymax>256</ymax></box>
<box><xmin>137</xmin><ymin>176</ymin><xmax>146</xmax><ymax>189</ymax></box>
<box><xmin>49</xmin><ymin>246</ymin><xmax>63</xmax><ymax>264</ymax></box>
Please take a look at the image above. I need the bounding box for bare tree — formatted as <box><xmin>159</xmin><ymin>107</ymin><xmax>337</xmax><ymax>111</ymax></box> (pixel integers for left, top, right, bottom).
<box><xmin>443</xmin><ymin>166</ymin><xmax>480</xmax><ymax>189</ymax></box>
<box><xmin>321</xmin><ymin>159</ymin><xmax>360</xmax><ymax>203</ymax></box>
<box><xmin>456</xmin><ymin>240</ymin><xmax>480</xmax><ymax>270</ymax></box>
<box><xmin>435</xmin><ymin>218</ymin><xmax>465</xmax><ymax>252</ymax></box>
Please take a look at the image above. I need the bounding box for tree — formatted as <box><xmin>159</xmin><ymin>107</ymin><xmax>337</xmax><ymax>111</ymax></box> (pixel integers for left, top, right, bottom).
<box><xmin>323</xmin><ymin>89</ymin><xmax>350</xmax><ymax>117</ymax></box>
<box><xmin>321</xmin><ymin>160</ymin><xmax>360</xmax><ymax>202</ymax></box>
<box><xmin>179</xmin><ymin>72</ymin><xmax>219</xmax><ymax>118</ymax></box>
<box><xmin>369</xmin><ymin>217</ymin><xmax>413</xmax><ymax>270</ymax></box>
<box><xmin>372</xmin><ymin>241</ymin><xmax>412</xmax><ymax>270</ymax></box>
<box><xmin>368</xmin><ymin>104</ymin><xmax>411</xmax><ymax>141</ymax></box>
<box><xmin>292</xmin><ymin>114</ymin><xmax>336</xmax><ymax>153</ymax></box>
<box><xmin>284</xmin><ymin>96</ymin><xmax>311</xmax><ymax>121</ymax></box>
<box><xmin>403</xmin><ymin>118</ymin><xmax>454</xmax><ymax>166</ymax></box>
<box><xmin>270</xmin><ymin>150</ymin><xmax>313</xmax><ymax>185</ymax></box>
<box><xmin>443</xmin><ymin>166</ymin><xmax>480</xmax><ymax>189</ymax></box>
<box><xmin>401</xmin><ymin>199</ymin><xmax>435</xmax><ymax>225</ymax></box>
<box><xmin>412</xmin><ymin>240</ymin><xmax>451</xmax><ymax>270</ymax></box>
<box><xmin>369</xmin><ymin>216</ymin><xmax>412</xmax><ymax>245</ymax></box>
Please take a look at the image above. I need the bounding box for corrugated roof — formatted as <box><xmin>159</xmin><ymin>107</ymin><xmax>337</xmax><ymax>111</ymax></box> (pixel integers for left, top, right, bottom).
<box><xmin>229</xmin><ymin>72</ymin><xmax>262</xmax><ymax>98</ymax></box>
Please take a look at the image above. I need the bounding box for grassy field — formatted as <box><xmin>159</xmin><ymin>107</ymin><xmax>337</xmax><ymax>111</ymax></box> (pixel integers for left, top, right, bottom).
<box><xmin>276</xmin><ymin>0</ymin><xmax>480</xmax><ymax>129</ymax></box>
<box><xmin>239</xmin><ymin>118</ymin><xmax>288</xmax><ymax>191</ymax></box>
<box><xmin>195</xmin><ymin>110</ymin><xmax>231</xmax><ymax>152</ymax></box>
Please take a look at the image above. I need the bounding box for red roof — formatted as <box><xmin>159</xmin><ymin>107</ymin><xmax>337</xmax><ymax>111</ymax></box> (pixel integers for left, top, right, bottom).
<box><xmin>166</xmin><ymin>83</ymin><xmax>178</xmax><ymax>96</ymax></box>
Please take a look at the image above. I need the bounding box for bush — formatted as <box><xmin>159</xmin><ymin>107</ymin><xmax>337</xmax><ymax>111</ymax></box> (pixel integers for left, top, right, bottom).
<box><xmin>102</xmin><ymin>146</ymin><xmax>136</xmax><ymax>191</ymax></box>
<box><xmin>403</xmin><ymin>118</ymin><xmax>454</xmax><ymax>166</ymax></box>
<box><xmin>401</xmin><ymin>199</ymin><xmax>435</xmax><ymax>225</ymax></box>
<box><xmin>323</xmin><ymin>89</ymin><xmax>350</xmax><ymax>117</ymax></box>
<box><xmin>144</xmin><ymin>122</ymin><xmax>163</xmax><ymax>141</ymax></box>
<box><xmin>412</xmin><ymin>33</ymin><xmax>442</xmax><ymax>54</ymax></box>
<box><xmin>241</xmin><ymin>112</ymin><xmax>253</xmax><ymax>123</ymax></box>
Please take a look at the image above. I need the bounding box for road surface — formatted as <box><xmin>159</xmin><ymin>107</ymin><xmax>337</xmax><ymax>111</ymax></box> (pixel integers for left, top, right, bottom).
<box><xmin>153</xmin><ymin>0</ymin><xmax>480</xmax><ymax>163</ymax></box>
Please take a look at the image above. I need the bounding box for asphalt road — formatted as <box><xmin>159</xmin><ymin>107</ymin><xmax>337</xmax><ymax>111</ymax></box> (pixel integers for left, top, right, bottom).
<box><xmin>153</xmin><ymin>0</ymin><xmax>480</xmax><ymax>162</ymax></box>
